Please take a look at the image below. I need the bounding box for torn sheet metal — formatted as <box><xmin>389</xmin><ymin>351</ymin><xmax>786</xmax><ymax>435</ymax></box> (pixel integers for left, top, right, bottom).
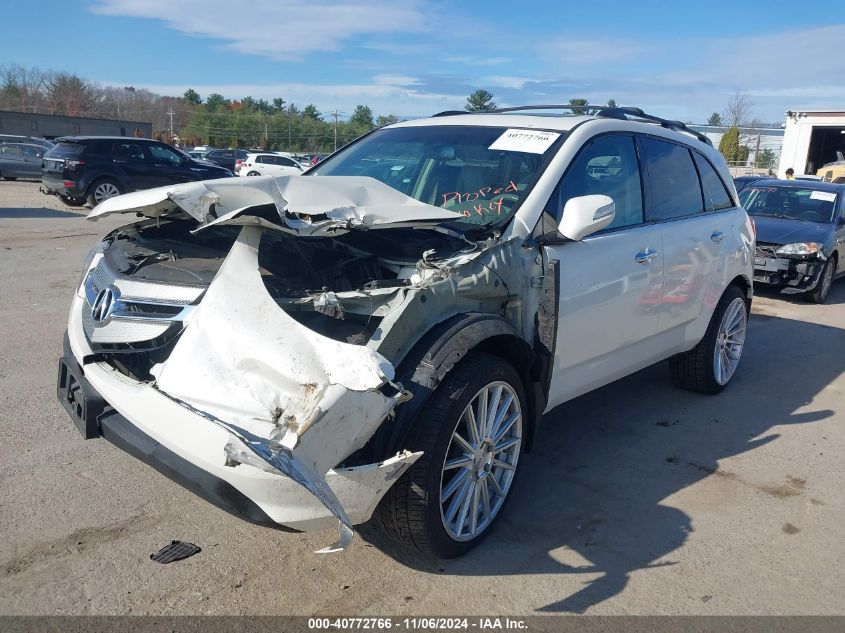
<box><xmin>151</xmin><ymin>225</ymin><xmax>410</xmax><ymax>551</ymax></box>
<box><xmin>88</xmin><ymin>176</ymin><xmax>461</xmax><ymax>236</ymax></box>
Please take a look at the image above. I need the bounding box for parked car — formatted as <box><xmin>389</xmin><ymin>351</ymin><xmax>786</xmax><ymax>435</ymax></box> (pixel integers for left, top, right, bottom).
<box><xmin>202</xmin><ymin>148</ymin><xmax>250</xmax><ymax>172</ymax></box>
<box><xmin>0</xmin><ymin>142</ymin><xmax>46</xmax><ymax>180</ymax></box>
<box><xmin>740</xmin><ymin>179</ymin><xmax>844</xmax><ymax>303</ymax></box>
<box><xmin>0</xmin><ymin>134</ymin><xmax>54</xmax><ymax>150</ymax></box>
<box><xmin>57</xmin><ymin>105</ymin><xmax>753</xmax><ymax>559</ymax></box>
<box><xmin>237</xmin><ymin>152</ymin><xmax>304</xmax><ymax>177</ymax></box>
<box><xmin>41</xmin><ymin>136</ymin><xmax>233</xmax><ymax>207</ymax></box>
<box><xmin>734</xmin><ymin>175</ymin><xmax>765</xmax><ymax>192</ymax></box>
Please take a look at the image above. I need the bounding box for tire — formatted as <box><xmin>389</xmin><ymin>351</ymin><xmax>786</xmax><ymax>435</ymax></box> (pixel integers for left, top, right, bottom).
<box><xmin>376</xmin><ymin>353</ymin><xmax>526</xmax><ymax>559</ymax></box>
<box><xmin>804</xmin><ymin>257</ymin><xmax>836</xmax><ymax>304</ymax></box>
<box><xmin>669</xmin><ymin>285</ymin><xmax>748</xmax><ymax>395</ymax></box>
<box><xmin>60</xmin><ymin>195</ymin><xmax>86</xmax><ymax>207</ymax></box>
<box><xmin>86</xmin><ymin>178</ymin><xmax>123</xmax><ymax>207</ymax></box>
<box><xmin>246</xmin><ymin>171</ymin><xmax>261</xmax><ymax>176</ymax></box>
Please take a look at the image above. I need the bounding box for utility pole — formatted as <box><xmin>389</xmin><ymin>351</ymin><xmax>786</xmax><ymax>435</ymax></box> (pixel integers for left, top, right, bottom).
<box><xmin>333</xmin><ymin>110</ymin><xmax>339</xmax><ymax>151</ymax></box>
<box><xmin>167</xmin><ymin>108</ymin><xmax>175</xmax><ymax>143</ymax></box>
<box><xmin>288</xmin><ymin>109</ymin><xmax>292</xmax><ymax>151</ymax></box>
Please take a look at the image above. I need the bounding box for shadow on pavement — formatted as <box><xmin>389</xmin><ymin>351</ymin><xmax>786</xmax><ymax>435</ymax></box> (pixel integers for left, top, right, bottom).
<box><xmin>755</xmin><ymin>279</ymin><xmax>845</xmax><ymax>306</ymax></box>
<box><xmin>0</xmin><ymin>207</ymin><xmax>81</xmax><ymax>219</ymax></box>
<box><xmin>363</xmin><ymin>306</ymin><xmax>844</xmax><ymax>612</ymax></box>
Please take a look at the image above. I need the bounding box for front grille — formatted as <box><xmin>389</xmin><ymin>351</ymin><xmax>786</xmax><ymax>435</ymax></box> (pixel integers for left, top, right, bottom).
<box><xmin>755</xmin><ymin>242</ymin><xmax>780</xmax><ymax>259</ymax></box>
<box><xmin>81</xmin><ymin>258</ymin><xmax>205</xmax><ymax>345</ymax></box>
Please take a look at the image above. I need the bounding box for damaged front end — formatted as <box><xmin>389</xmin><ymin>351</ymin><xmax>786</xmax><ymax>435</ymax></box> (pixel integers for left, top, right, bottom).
<box><xmin>753</xmin><ymin>241</ymin><xmax>828</xmax><ymax>293</ymax></box>
<box><xmin>63</xmin><ymin>175</ymin><xmax>535</xmax><ymax>551</ymax></box>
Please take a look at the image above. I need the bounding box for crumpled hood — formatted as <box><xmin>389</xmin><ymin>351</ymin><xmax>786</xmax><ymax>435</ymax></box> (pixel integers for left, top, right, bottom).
<box><xmin>752</xmin><ymin>214</ymin><xmax>834</xmax><ymax>247</ymax></box>
<box><xmin>87</xmin><ymin>175</ymin><xmax>462</xmax><ymax>235</ymax></box>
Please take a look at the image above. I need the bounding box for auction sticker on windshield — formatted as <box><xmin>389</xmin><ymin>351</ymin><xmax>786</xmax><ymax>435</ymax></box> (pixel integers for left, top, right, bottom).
<box><xmin>810</xmin><ymin>190</ymin><xmax>837</xmax><ymax>202</ymax></box>
<box><xmin>489</xmin><ymin>129</ymin><xmax>560</xmax><ymax>154</ymax></box>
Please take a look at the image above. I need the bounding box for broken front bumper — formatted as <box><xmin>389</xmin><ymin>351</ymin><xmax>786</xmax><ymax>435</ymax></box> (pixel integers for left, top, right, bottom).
<box><xmin>753</xmin><ymin>256</ymin><xmax>824</xmax><ymax>293</ymax></box>
<box><xmin>58</xmin><ymin>225</ymin><xmax>421</xmax><ymax>546</ymax></box>
<box><xmin>58</xmin><ymin>338</ymin><xmax>418</xmax><ymax>533</ymax></box>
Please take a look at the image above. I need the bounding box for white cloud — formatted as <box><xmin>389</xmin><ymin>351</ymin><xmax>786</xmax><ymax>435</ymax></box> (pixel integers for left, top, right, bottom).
<box><xmin>372</xmin><ymin>74</ymin><xmax>419</xmax><ymax>86</ymax></box>
<box><xmin>91</xmin><ymin>0</ymin><xmax>430</xmax><ymax>60</ymax></box>
<box><xmin>483</xmin><ymin>76</ymin><xmax>533</xmax><ymax>90</ymax></box>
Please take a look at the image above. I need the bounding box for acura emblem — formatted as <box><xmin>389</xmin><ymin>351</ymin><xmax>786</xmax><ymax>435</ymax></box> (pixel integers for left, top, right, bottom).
<box><xmin>91</xmin><ymin>286</ymin><xmax>118</xmax><ymax>323</ymax></box>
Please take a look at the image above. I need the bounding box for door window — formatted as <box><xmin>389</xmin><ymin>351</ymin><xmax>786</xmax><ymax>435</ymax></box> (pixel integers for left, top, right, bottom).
<box><xmin>278</xmin><ymin>157</ymin><xmax>297</xmax><ymax>167</ymax></box>
<box><xmin>548</xmin><ymin>134</ymin><xmax>644</xmax><ymax>231</ymax></box>
<box><xmin>148</xmin><ymin>144</ymin><xmax>182</xmax><ymax>164</ymax></box>
<box><xmin>0</xmin><ymin>144</ymin><xmax>21</xmax><ymax>158</ymax></box>
<box><xmin>693</xmin><ymin>152</ymin><xmax>733</xmax><ymax>211</ymax></box>
<box><xmin>639</xmin><ymin>137</ymin><xmax>704</xmax><ymax>220</ymax></box>
<box><xmin>22</xmin><ymin>146</ymin><xmax>42</xmax><ymax>160</ymax></box>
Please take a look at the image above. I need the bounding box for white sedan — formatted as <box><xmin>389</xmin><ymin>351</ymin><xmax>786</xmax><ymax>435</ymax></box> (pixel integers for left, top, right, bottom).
<box><xmin>237</xmin><ymin>152</ymin><xmax>304</xmax><ymax>177</ymax></box>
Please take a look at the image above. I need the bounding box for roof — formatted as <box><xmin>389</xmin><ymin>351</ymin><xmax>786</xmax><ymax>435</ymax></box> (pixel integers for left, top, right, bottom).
<box><xmin>389</xmin><ymin>106</ymin><xmax>714</xmax><ymax>147</ymax></box>
<box><xmin>392</xmin><ymin>113</ymin><xmax>594</xmax><ymax>132</ymax></box>
<box><xmin>55</xmin><ymin>136</ymin><xmax>159</xmax><ymax>142</ymax></box>
<box><xmin>743</xmin><ymin>179</ymin><xmax>845</xmax><ymax>192</ymax></box>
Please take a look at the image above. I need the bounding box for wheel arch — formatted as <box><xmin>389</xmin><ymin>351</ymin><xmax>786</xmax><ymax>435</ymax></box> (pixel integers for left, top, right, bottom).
<box><xmin>369</xmin><ymin>313</ymin><xmax>540</xmax><ymax>462</ymax></box>
<box><xmin>729</xmin><ymin>273</ymin><xmax>753</xmax><ymax>312</ymax></box>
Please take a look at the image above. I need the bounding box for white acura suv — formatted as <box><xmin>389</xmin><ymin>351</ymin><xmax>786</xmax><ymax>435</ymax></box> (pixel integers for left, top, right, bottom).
<box><xmin>57</xmin><ymin>106</ymin><xmax>754</xmax><ymax>558</ymax></box>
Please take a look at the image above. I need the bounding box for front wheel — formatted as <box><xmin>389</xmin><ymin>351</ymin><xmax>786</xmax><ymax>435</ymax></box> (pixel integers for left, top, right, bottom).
<box><xmin>805</xmin><ymin>258</ymin><xmax>835</xmax><ymax>304</ymax></box>
<box><xmin>669</xmin><ymin>285</ymin><xmax>748</xmax><ymax>394</ymax></box>
<box><xmin>376</xmin><ymin>353</ymin><xmax>526</xmax><ymax>559</ymax></box>
<box><xmin>246</xmin><ymin>171</ymin><xmax>261</xmax><ymax>176</ymax></box>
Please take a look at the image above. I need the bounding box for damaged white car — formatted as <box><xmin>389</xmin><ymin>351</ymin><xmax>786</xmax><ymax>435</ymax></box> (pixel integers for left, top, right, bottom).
<box><xmin>58</xmin><ymin>105</ymin><xmax>754</xmax><ymax>558</ymax></box>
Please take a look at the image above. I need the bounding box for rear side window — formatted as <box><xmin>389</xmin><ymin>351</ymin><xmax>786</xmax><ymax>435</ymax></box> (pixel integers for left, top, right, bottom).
<box><xmin>0</xmin><ymin>144</ymin><xmax>21</xmax><ymax>157</ymax></box>
<box><xmin>693</xmin><ymin>153</ymin><xmax>733</xmax><ymax>211</ymax></box>
<box><xmin>113</xmin><ymin>142</ymin><xmax>146</xmax><ymax>160</ymax></box>
<box><xmin>551</xmin><ymin>134</ymin><xmax>644</xmax><ymax>230</ymax></box>
<box><xmin>640</xmin><ymin>137</ymin><xmax>703</xmax><ymax>221</ymax></box>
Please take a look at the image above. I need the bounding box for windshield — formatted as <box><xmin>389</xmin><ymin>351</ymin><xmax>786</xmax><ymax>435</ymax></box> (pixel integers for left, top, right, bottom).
<box><xmin>311</xmin><ymin>125</ymin><xmax>564</xmax><ymax>229</ymax></box>
<box><xmin>739</xmin><ymin>186</ymin><xmax>838</xmax><ymax>223</ymax></box>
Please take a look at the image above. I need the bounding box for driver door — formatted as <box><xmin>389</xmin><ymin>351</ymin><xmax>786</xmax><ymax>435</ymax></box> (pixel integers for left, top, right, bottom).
<box><xmin>543</xmin><ymin>134</ymin><xmax>664</xmax><ymax>409</ymax></box>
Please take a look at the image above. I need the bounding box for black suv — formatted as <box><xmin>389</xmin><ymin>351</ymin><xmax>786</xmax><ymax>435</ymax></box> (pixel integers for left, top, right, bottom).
<box><xmin>202</xmin><ymin>148</ymin><xmax>251</xmax><ymax>172</ymax></box>
<box><xmin>41</xmin><ymin>137</ymin><xmax>233</xmax><ymax>207</ymax></box>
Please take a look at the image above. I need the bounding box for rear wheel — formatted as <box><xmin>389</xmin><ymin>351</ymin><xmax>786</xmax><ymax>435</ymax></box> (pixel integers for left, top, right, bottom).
<box><xmin>87</xmin><ymin>179</ymin><xmax>122</xmax><ymax>207</ymax></box>
<box><xmin>60</xmin><ymin>195</ymin><xmax>86</xmax><ymax>207</ymax></box>
<box><xmin>805</xmin><ymin>257</ymin><xmax>835</xmax><ymax>304</ymax></box>
<box><xmin>376</xmin><ymin>353</ymin><xmax>525</xmax><ymax>559</ymax></box>
<box><xmin>669</xmin><ymin>285</ymin><xmax>748</xmax><ymax>394</ymax></box>
<box><xmin>247</xmin><ymin>171</ymin><xmax>261</xmax><ymax>176</ymax></box>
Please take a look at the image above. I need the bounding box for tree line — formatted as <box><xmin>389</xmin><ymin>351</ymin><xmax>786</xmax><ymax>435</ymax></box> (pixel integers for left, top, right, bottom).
<box><xmin>0</xmin><ymin>64</ymin><xmax>401</xmax><ymax>152</ymax></box>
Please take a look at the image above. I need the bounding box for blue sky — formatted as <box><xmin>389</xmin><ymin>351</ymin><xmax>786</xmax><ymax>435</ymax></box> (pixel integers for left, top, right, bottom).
<box><xmin>3</xmin><ymin>1</ymin><xmax>844</xmax><ymax>122</ymax></box>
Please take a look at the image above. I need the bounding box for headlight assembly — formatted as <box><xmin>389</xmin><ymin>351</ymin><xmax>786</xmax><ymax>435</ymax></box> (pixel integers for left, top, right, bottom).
<box><xmin>775</xmin><ymin>242</ymin><xmax>822</xmax><ymax>256</ymax></box>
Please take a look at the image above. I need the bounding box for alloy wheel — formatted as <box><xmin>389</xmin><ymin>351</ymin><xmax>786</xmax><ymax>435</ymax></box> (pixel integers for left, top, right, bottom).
<box><xmin>439</xmin><ymin>381</ymin><xmax>522</xmax><ymax>542</ymax></box>
<box><xmin>713</xmin><ymin>297</ymin><xmax>747</xmax><ymax>385</ymax></box>
<box><xmin>93</xmin><ymin>182</ymin><xmax>120</xmax><ymax>203</ymax></box>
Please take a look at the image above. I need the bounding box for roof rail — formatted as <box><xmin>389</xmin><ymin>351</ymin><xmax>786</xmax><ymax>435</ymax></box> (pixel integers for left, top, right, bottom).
<box><xmin>430</xmin><ymin>104</ymin><xmax>713</xmax><ymax>146</ymax></box>
<box><xmin>600</xmin><ymin>107</ymin><xmax>713</xmax><ymax>146</ymax></box>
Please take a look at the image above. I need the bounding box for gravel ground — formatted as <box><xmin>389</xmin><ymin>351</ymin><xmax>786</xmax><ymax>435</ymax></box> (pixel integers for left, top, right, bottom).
<box><xmin>1</xmin><ymin>180</ymin><xmax>843</xmax><ymax>615</ymax></box>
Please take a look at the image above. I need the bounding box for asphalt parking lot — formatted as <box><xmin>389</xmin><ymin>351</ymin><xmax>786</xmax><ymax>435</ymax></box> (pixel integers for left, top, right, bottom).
<box><xmin>1</xmin><ymin>179</ymin><xmax>843</xmax><ymax>615</ymax></box>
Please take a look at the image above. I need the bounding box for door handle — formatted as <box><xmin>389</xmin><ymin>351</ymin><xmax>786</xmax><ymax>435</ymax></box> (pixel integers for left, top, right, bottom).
<box><xmin>711</xmin><ymin>231</ymin><xmax>726</xmax><ymax>243</ymax></box>
<box><xmin>635</xmin><ymin>250</ymin><xmax>660</xmax><ymax>264</ymax></box>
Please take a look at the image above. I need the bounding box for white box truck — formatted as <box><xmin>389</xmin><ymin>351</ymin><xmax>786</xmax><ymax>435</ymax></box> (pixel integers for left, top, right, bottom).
<box><xmin>779</xmin><ymin>110</ymin><xmax>845</xmax><ymax>180</ymax></box>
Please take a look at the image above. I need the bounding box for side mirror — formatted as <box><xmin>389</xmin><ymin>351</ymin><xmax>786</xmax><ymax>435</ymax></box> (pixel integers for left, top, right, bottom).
<box><xmin>558</xmin><ymin>194</ymin><xmax>616</xmax><ymax>241</ymax></box>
